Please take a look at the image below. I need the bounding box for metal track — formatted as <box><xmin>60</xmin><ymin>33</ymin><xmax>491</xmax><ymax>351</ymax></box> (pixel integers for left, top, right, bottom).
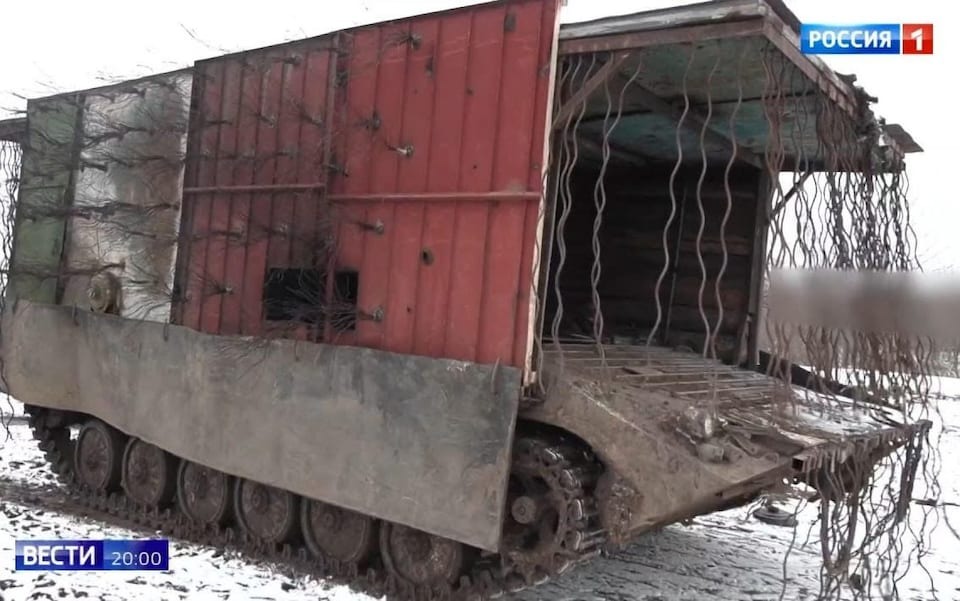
<box><xmin>23</xmin><ymin>406</ymin><xmax>606</xmax><ymax>601</ymax></box>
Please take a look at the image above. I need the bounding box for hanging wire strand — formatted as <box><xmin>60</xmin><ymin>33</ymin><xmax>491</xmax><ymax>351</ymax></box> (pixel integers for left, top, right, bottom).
<box><xmin>549</xmin><ymin>53</ymin><xmax>592</xmax><ymax>386</ymax></box>
<box><xmin>0</xmin><ymin>137</ymin><xmax>22</xmax><ymax>439</ymax></box>
<box><xmin>694</xmin><ymin>51</ymin><xmax>721</xmax><ymax>359</ymax></box>
<box><xmin>647</xmin><ymin>43</ymin><xmax>697</xmax><ymax>351</ymax></box>
<box><xmin>710</xmin><ymin>41</ymin><xmax>746</xmax><ymax>363</ymax></box>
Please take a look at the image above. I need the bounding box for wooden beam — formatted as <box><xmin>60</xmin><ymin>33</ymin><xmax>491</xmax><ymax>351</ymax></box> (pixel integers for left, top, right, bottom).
<box><xmin>744</xmin><ymin>170</ymin><xmax>773</xmax><ymax>367</ymax></box>
<box><xmin>560</xmin><ymin>19</ymin><xmax>766</xmax><ymax>55</ymax></box>
<box><xmin>627</xmin><ymin>81</ymin><xmax>765</xmax><ymax>170</ymax></box>
<box><xmin>552</xmin><ymin>52</ymin><xmax>632</xmax><ymax>130</ymax></box>
<box><xmin>569</xmin><ymin>132</ymin><xmax>648</xmax><ymax>168</ymax></box>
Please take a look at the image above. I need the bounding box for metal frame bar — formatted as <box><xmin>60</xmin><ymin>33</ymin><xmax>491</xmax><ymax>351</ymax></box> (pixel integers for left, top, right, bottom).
<box><xmin>321</xmin><ymin>32</ymin><xmax>343</xmax><ymax>344</ymax></box>
<box><xmin>53</xmin><ymin>93</ymin><xmax>88</xmax><ymax>305</ymax></box>
<box><xmin>171</xmin><ymin>67</ymin><xmax>208</xmax><ymax>325</ymax></box>
<box><xmin>184</xmin><ymin>183</ymin><xmax>327</xmax><ymax>194</ymax></box>
<box><xmin>326</xmin><ymin>191</ymin><xmax>542</xmax><ymax>202</ymax></box>
<box><xmin>744</xmin><ymin>169</ymin><xmax>773</xmax><ymax>367</ymax></box>
<box><xmin>551</xmin><ymin>51</ymin><xmax>632</xmax><ymax>129</ymax></box>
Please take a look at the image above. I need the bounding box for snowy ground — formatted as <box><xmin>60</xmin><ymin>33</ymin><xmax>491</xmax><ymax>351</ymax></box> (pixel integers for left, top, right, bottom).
<box><xmin>2</xmin><ymin>388</ymin><xmax>960</xmax><ymax>601</ymax></box>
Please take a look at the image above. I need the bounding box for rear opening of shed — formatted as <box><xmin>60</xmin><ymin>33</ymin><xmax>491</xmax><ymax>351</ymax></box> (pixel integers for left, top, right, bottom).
<box><xmin>530</xmin><ymin>0</ymin><xmax>920</xmax><ymax>388</ymax></box>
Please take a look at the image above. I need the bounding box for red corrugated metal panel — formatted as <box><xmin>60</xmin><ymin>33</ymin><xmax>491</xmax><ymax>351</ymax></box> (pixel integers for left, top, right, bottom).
<box><xmin>175</xmin><ymin>0</ymin><xmax>559</xmax><ymax>368</ymax></box>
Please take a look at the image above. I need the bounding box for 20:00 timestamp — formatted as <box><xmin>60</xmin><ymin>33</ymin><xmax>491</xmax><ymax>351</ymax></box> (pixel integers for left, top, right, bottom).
<box><xmin>109</xmin><ymin>551</ymin><xmax>166</xmax><ymax>567</ymax></box>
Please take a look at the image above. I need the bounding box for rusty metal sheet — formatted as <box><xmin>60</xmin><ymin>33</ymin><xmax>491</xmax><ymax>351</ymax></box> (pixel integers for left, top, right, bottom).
<box><xmin>59</xmin><ymin>72</ymin><xmax>191</xmax><ymax>322</ymax></box>
<box><xmin>175</xmin><ymin>0</ymin><xmax>560</xmax><ymax>370</ymax></box>
<box><xmin>2</xmin><ymin>301</ymin><xmax>521</xmax><ymax>551</ymax></box>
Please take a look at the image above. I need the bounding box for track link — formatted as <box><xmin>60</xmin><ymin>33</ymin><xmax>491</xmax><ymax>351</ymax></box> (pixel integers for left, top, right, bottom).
<box><xmin>21</xmin><ymin>406</ymin><xmax>606</xmax><ymax>601</ymax></box>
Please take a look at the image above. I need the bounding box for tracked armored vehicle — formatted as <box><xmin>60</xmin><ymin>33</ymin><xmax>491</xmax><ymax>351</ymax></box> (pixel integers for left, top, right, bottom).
<box><xmin>0</xmin><ymin>0</ymin><xmax>930</xmax><ymax>598</ymax></box>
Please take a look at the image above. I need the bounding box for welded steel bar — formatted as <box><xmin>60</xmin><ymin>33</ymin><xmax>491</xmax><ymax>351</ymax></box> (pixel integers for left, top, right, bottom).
<box><xmin>183</xmin><ymin>183</ymin><xmax>328</xmax><ymax>194</ymax></box>
<box><xmin>183</xmin><ymin>188</ymin><xmax>542</xmax><ymax>201</ymax></box>
<box><xmin>328</xmin><ymin>192</ymin><xmax>542</xmax><ymax>202</ymax></box>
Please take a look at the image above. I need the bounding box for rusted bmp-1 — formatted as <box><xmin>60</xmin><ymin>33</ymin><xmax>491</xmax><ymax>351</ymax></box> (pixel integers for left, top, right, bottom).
<box><xmin>0</xmin><ymin>0</ymin><xmax>929</xmax><ymax>597</ymax></box>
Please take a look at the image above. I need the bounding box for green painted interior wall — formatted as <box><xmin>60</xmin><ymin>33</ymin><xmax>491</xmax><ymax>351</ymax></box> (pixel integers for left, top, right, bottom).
<box><xmin>9</xmin><ymin>95</ymin><xmax>81</xmax><ymax>303</ymax></box>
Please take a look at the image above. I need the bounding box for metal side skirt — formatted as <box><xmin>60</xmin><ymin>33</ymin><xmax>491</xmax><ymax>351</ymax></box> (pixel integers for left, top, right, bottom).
<box><xmin>1</xmin><ymin>301</ymin><xmax>521</xmax><ymax>551</ymax></box>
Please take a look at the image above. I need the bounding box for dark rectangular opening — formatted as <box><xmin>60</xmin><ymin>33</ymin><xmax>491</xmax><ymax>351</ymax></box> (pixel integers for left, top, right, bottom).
<box><xmin>540</xmin><ymin>161</ymin><xmax>761</xmax><ymax>363</ymax></box>
<box><xmin>263</xmin><ymin>268</ymin><xmax>323</xmax><ymax>323</ymax></box>
<box><xmin>263</xmin><ymin>267</ymin><xmax>359</xmax><ymax>332</ymax></box>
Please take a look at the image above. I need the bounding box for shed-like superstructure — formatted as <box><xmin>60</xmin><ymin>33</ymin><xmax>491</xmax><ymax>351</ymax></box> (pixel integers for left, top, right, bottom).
<box><xmin>175</xmin><ymin>0</ymin><xmax>558</xmax><ymax>370</ymax></box>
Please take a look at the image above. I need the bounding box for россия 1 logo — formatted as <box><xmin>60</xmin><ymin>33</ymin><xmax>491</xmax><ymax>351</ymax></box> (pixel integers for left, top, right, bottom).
<box><xmin>800</xmin><ymin>24</ymin><xmax>934</xmax><ymax>55</ymax></box>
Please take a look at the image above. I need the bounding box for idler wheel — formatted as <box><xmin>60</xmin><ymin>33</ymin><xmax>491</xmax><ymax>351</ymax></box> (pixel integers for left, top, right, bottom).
<box><xmin>74</xmin><ymin>419</ymin><xmax>126</xmax><ymax>492</ymax></box>
<box><xmin>177</xmin><ymin>461</ymin><xmax>233</xmax><ymax>526</ymax></box>
<box><xmin>122</xmin><ymin>438</ymin><xmax>176</xmax><ymax>508</ymax></box>
<box><xmin>234</xmin><ymin>478</ymin><xmax>300</xmax><ymax>544</ymax></box>
<box><xmin>500</xmin><ymin>436</ymin><xmax>601</xmax><ymax>584</ymax></box>
<box><xmin>301</xmin><ymin>499</ymin><xmax>378</xmax><ymax>563</ymax></box>
<box><xmin>380</xmin><ymin>522</ymin><xmax>465</xmax><ymax>586</ymax></box>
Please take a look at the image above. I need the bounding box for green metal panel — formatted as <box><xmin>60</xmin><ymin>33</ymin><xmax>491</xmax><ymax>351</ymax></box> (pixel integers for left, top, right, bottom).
<box><xmin>9</xmin><ymin>95</ymin><xmax>82</xmax><ymax>303</ymax></box>
<box><xmin>569</xmin><ymin>34</ymin><xmax>834</xmax><ymax>168</ymax></box>
<box><xmin>578</xmin><ymin>95</ymin><xmax>823</xmax><ymax>165</ymax></box>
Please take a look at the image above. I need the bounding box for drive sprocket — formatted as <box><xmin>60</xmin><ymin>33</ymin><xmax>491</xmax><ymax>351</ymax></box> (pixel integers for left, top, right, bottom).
<box><xmin>500</xmin><ymin>435</ymin><xmax>605</xmax><ymax>587</ymax></box>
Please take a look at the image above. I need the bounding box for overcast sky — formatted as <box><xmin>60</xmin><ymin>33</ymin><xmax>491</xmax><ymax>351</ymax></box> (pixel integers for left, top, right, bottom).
<box><xmin>0</xmin><ymin>0</ymin><xmax>950</xmax><ymax>266</ymax></box>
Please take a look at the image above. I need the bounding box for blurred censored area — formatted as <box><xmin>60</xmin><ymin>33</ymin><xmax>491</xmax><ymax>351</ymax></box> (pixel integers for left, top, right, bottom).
<box><xmin>767</xmin><ymin>268</ymin><xmax>960</xmax><ymax>343</ymax></box>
